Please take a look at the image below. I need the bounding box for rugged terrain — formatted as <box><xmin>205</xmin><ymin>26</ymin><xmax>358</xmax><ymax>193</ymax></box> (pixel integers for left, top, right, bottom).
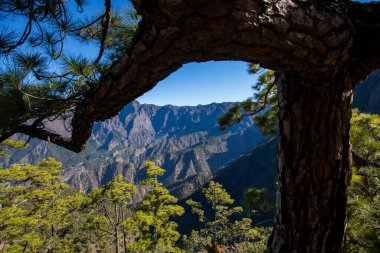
<box><xmin>2</xmin><ymin>101</ymin><xmax>265</xmax><ymax>193</ymax></box>
<box><xmin>353</xmin><ymin>70</ymin><xmax>380</xmax><ymax>115</ymax></box>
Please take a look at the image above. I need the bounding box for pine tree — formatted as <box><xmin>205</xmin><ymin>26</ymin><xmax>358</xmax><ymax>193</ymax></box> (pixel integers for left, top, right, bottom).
<box><xmin>218</xmin><ymin>64</ymin><xmax>277</xmax><ymax>136</ymax></box>
<box><xmin>344</xmin><ymin>109</ymin><xmax>380</xmax><ymax>252</ymax></box>
<box><xmin>0</xmin><ymin>1</ymin><xmax>138</xmax><ymax>141</ymax></box>
<box><xmin>219</xmin><ymin>68</ymin><xmax>380</xmax><ymax>251</ymax></box>
<box><xmin>242</xmin><ymin>187</ymin><xmax>274</xmax><ymax>218</ymax></box>
<box><xmin>185</xmin><ymin>181</ymin><xmax>270</xmax><ymax>253</ymax></box>
<box><xmin>0</xmin><ymin>157</ymin><xmax>86</xmax><ymax>252</ymax></box>
<box><xmin>87</xmin><ymin>174</ymin><xmax>136</xmax><ymax>253</ymax></box>
<box><xmin>0</xmin><ymin>139</ymin><xmax>26</xmax><ymax>157</ymax></box>
<box><xmin>126</xmin><ymin>161</ymin><xmax>184</xmax><ymax>253</ymax></box>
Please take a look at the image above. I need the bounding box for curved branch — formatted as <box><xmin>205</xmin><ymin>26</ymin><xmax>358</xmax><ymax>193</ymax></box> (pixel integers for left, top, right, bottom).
<box><xmin>94</xmin><ymin>0</ymin><xmax>112</xmax><ymax>65</ymax></box>
<box><xmin>0</xmin><ymin>124</ymin><xmax>78</xmax><ymax>151</ymax></box>
<box><xmin>69</xmin><ymin>15</ymin><xmax>105</xmax><ymax>33</ymax></box>
<box><xmin>243</xmin><ymin>79</ymin><xmax>277</xmax><ymax>117</ymax></box>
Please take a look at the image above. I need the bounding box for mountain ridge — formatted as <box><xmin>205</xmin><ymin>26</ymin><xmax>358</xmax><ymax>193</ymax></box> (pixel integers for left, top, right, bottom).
<box><xmin>1</xmin><ymin>101</ymin><xmax>265</xmax><ymax>194</ymax></box>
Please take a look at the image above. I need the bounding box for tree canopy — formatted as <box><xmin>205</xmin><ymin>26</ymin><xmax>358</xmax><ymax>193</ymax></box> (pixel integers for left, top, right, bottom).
<box><xmin>0</xmin><ymin>0</ymin><xmax>138</xmax><ymax>150</ymax></box>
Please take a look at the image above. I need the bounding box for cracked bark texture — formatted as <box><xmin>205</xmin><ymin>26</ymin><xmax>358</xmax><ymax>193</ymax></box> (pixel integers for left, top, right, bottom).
<box><xmin>3</xmin><ymin>1</ymin><xmax>380</xmax><ymax>252</ymax></box>
<box><xmin>268</xmin><ymin>72</ymin><xmax>353</xmax><ymax>252</ymax></box>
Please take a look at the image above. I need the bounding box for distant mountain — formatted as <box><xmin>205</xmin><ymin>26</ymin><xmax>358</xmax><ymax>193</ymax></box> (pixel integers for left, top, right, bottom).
<box><xmin>175</xmin><ymin>138</ymin><xmax>278</xmax><ymax>232</ymax></box>
<box><xmin>353</xmin><ymin>70</ymin><xmax>380</xmax><ymax>114</ymax></box>
<box><xmin>1</xmin><ymin>101</ymin><xmax>265</xmax><ymax>193</ymax></box>
<box><xmin>170</xmin><ymin>138</ymin><xmax>278</xmax><ymax>200</ymax></box>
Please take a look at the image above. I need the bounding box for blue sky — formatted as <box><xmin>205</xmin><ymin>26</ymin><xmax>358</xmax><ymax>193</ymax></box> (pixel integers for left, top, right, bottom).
<box><xmin>139</xmin><ymin>61</ymin><xmax>257</xmax><ymax>106</ymax></box>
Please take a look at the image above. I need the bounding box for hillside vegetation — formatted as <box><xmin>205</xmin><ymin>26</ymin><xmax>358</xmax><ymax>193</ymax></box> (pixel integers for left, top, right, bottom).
<box><xmin>1</xmin><ymin>107</ymin><xmax>379</xmax><ymax>252</ymax></box>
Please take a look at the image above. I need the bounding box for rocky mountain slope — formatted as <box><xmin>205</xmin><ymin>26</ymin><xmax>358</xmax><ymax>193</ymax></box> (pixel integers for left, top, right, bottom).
<box><xmin>353</xmin><ymin>70</ymin><xmax>380</xmax><ymax>115</ymax></box>
<box><xmin>170</xmin><ymin>138</ymin><xmax>278</xmax><ymax>200</ymax></box>
<box><xmin>2</xmin><ymin>101</ymin><xmax>265</xmax><ymax>193</ymax></box>
<box><xmin>175</xmin><ymin>138</ymin><xmax>278</xmax><ymax>232</ymax></box>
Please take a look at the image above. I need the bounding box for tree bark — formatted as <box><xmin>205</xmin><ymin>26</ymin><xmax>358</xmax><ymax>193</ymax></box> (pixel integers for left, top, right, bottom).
<box><xmin>115</xmin><ymin>226</ymin><xmax>120</xmax><ymax>253</ymax></box>
<box><xmin>123</xmin><ymin>228</ymin><xmax>128</xmax><ymax>253</ymax></box>
<box><xmin>268</xmin><ymin>72</ymin><xmax>354</xmax><ymax>253</ymax></box>
<box><xmin>205</xmin><ymin>242</ymin><xmax>223</xmax><ymax>253</ymax></box>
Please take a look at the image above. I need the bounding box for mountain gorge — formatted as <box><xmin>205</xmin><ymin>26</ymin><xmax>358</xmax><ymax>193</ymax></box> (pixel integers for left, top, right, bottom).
<box><xmin>1</xmin><ymin>101</ymin><xmax>265</xmax><ymax>193</ymax></box>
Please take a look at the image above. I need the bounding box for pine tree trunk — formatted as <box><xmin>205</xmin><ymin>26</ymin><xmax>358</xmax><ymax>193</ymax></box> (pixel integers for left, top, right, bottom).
<box><xmin>267</xmin><ymin>72</ymin><xmax>354</xmax><ymax>253</ymax></box>
<box><xmin>123</xmin><ymin>227</ymin><xmax>128</xmax><ymax>253</ymax></box>
<box><xmin>115</xmin><ymin>226</ymin><xmax>120</xmax><ymax>253</ymax></box>
<box><xmin>205</xmin><ymin>242</ymin><xmax>223</xmax><ymax>253</ymax></box>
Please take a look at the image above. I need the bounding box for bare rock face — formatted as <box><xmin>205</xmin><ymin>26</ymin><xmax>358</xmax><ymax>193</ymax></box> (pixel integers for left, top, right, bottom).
<box><xmin>2</xmin><ymin>101</ymin><xmax>265</xmax><ymax>193</ymax></box>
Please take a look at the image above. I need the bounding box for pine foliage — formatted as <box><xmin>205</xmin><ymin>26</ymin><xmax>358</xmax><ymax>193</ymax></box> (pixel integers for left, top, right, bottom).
<box><xmin>185</xmin><ymin>181</ymin><xmax>270</xmax><ymax>253</ymax></box>
<box><xmin>0</xmin><ymin>2</ymin><xmax>139</xmax><ymax>140</ymax></box>
<box><xmin>218</xmin><ymin>64</ymin><xmax>278</xmax><ymax>135</ymax></box>
<box><xmin>126</xmin><ymin>161</ymin><xmax>184</xmax><ymax>253</ymax></box>
<box><xmin>345</xmin><ymin>109</ymin><xmax>380</xmax><ymax>252</ymax></box>
<box><xmin>0</xmin><ymin>158</ymin><xmax>86</xmax><ymax>252</ymax></box>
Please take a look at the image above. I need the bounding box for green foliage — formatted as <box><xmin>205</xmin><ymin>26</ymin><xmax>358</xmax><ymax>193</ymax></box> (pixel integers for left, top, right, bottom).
<box><xmin>243</xmin><ymin>188</ymin><xmax>274</xmax><ymax>215</ymax></box>
<box><xmin>126</xmin><ymin>161</ymin><xmax>184</xmax><ymax>253</ymax></box>
<box><xmin>248</xmin><ymin>63</ymin><xmax>261</xmax><ymax>74</ymax></box>
<box><xmin>0</xmin><ymin>153</ymin><xmax>273</xmax><ymax>252</ymax></box>
<box><xmin>345</xmin><ymin>110</ymin><xmax>380</xmax><ymax>253</ymax></box>
<box><xmin>104</xmin><ymin>8</ymin><xmax>139</xmax><ymax>61</ymax></box>
<box><xmin>185</xmin><ymin>181</ymin><xmax>270</xmax><ymax>252</ymax></box>
<box><xmin>218</xmin><ymin>64</ymin><xmax>278</xmax><ymax>135</ymax></box>
<box><xmin>91</xmin><ymin>174</ymin><xmax>136</xmax><ymax>204</ymax></box>
<box><xmin>0</xmin><ymin>158</ymin><xmax>86</xmax><ymax>252</ymax></box>
<box><xmin>0</xmin><ymin>62</ymin><xmax>73</xmax><ymax>136</ymax></box>
<box><xmin>74</xmin><ymin>7</ymin><xmax>139</xmax><ymax>61</ymax></box>
<box><xmin>351</xmin><ymin>109</ymin><xmax>380</xmax><ymax>162</ymax></box>
<box><xmin>0</xmin><ymin>3</ymin><xmax>139</xmax><ymax>140</ymax></box>
<box><xmin>0</xmin><ymin>139</ymin><xmax>26</xmax><ymax>157</ymax></box>
<box><xmin>87</xmin><ymin>174</ymin><xmax>136</xmax><ymax>252</ymax></box>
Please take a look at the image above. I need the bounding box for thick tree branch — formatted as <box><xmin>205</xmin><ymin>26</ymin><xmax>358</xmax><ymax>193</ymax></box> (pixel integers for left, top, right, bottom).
<box><xmin>6</xmin><ymin>124</ymin><xmax>84</xmax><ymax>152</ymax></box>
